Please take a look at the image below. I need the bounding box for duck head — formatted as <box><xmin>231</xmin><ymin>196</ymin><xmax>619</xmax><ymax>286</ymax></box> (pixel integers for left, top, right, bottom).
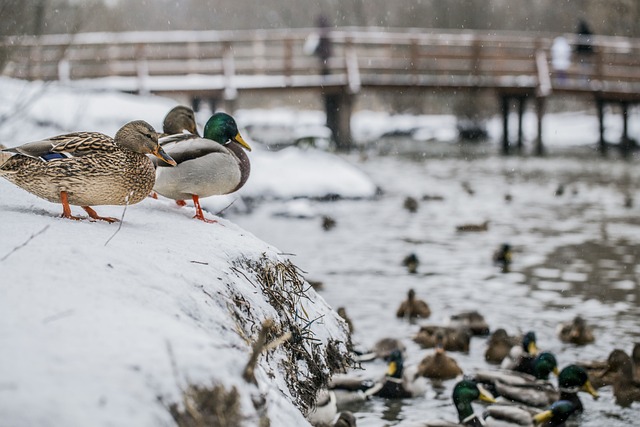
<box><xmin>522</xmin><ymin>331</ymin><xmax>538</xmax><ymax>355</ymax></box>
<box><xmin>452</xmin><ymin>379</ymin><xmax>496</xmax><ymax>423</ymax></box>
<box><xmin>163</xmin><ymin>105</ymin><xmax>199</xmax><ymax>136</ymax></box>
<box><xmin>558</xmin><ymin>365</ymin><xmax>599</xmax><ymax>399</ymax></box>
<box><xmin>386</xmin><ymin>349</ymin><xmax>404</xmax><ymax>379</ymax></box>
<box><xmin>532</xmin><ymin>351</ymin><xmax>559</xmax><ymax>380</ymax></box>
<box><xmin>115</xmin><ymin>120</ymin><xmax>176</xmax><ymax>166</ymax></box>
<box><xmin>203</xmin><ymin>112</ymin><xmax>252</xmax><ymax>151</ymax></box>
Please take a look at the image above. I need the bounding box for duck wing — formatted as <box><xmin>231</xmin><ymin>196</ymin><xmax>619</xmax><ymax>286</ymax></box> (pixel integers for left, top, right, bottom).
<box><xmin>5</xmin><ymin>132</ymin><xmax>116</xmax><ymax>160</ymax></box>
<box><xmin>156</xmin><ymin>137</ymin><xmax>229</xmax><ymax>168</ymax></box>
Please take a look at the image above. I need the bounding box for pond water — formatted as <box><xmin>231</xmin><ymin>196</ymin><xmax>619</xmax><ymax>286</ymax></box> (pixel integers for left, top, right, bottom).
<box><xmin>230</xmin><ymin>142</ymin><xmax>640</xmax><ymax>426</ymax></box>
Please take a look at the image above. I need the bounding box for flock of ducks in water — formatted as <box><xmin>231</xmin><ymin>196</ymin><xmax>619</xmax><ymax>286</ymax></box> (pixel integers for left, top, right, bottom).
<box><xmin>0</xmin><ymin>106</ymin><xmax>251</xmax><ymax>223</ymax></box>
<box><xmin>309</xmin><ymin>288</ymin><xmax>640</xmax><ymax>427</ymax></box>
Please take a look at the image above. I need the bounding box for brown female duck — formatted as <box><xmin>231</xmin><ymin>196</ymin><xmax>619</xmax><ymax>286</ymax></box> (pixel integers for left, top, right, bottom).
<box><xmin>0</xmin><ymin>121</ymin><xmax>175</xmax><ymax>222</ymax></box>
<box><xmin>416</xmin><ymin>331</ymin><xmax>463</xmax><ymax>380</ymax></box>
<box><xmin>557</xmin><ymin>315</ymin><xmax>594</xmax><ymax>345</ymax></box>
<box><xmin>396</xmin><ymin>289</ymin><xmax>431</xmax><ymax>319</ymax></box>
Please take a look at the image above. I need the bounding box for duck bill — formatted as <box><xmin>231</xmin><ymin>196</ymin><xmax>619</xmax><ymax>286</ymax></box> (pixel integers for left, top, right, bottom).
<box><xmin>532</xmin><ymin>409</ymin><xmax>553</xmax><ymax>424</ymax></box>
<box><xmin>387</xmin><ymin>361</ymin><xmax>397</xmax><ymax>377</ymax></box>
<box><xmin>477</xmin><ymin>384</ymin><xmax>496</xmax><ymax>403</ymax></box>
<box><xmin>233</xmin><ymin>133</ymin><xmax>252</xmax><ymax>151</ymax></box>
<box><xmin>528</xmin><ymin>341</ymin><xmax>538</xmax><ymax>355</ymax></box>
<box><xmin>154</xmin><ymin>145</ymin><xmax>177</xmax><ymax>166</ymax></box>
<box><xmin>553</xmin><ymin>366</ymin><xmax>559</xmax><ymax>376</ymax></box>
<box><xmin>582</xmin><ymin>380</ymin><xmax>599</xmax><ymax>399</ymax></box>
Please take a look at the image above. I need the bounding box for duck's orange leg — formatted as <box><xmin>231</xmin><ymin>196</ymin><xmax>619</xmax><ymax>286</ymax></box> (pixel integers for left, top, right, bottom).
<box><xmin>192</xmin><ymin>195</ymin><xmax>217</xmax><ymax>223</ymax></box>
<box><xmin>82</xmin><ymin>206</ymin><xmax>118</xmax><ymax>223</ymax></box>
<box><xmin>148</xmin><ymin>191</ymin><xmax>159</xmax><ymax>199</ymax></box>
<box><xmin>176</xmin><ymin>199</ymin><xmax>187</xmax><ymax>207</ymax></box>
<box><xmin>59</xmin><ymin>191</ymin><xmax>83</xmax><ymax>221</ymax></box>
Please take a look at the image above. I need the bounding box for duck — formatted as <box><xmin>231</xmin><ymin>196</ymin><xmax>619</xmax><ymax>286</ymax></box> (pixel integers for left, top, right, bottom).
<box><xmin>492</xmin><ymin>243</ymin><xmax>512</xmax><ymax>273</ymax></box>
<box><xmin>162</xmin><ymin>105</ymin><xmax>200</xmax><ymax>137</ymax></box>
<box><xmin>633</xmin><ymin>343</ymin><xmax>640</xmax><ymax>381</ymax></box>
<box><xmin>557</xmin><ymin>315</ymin><xmax>594</xmax><ymax>345</ymax></box>
<box><xmin>0</xmin><ymin>121</ymin><xmax>176</xmax><ymax>222</ymax></box>
<box><xmin>372</xmin><ymin>349</ymin><xmax>426</xmax><ymax>399</ymax></box>
<box><xmin>402</xmin><ymin>253</ymin><xmax>420</xmax><ymax>274</ymax></box>
<box><xmin>474</xmin><ymin>364</ymin><xmax>598</xmax><ymax>410</ymax></box>
<box><xmin>447</xmin><ymin>310</ymin><xmax>490</xmax><ymax>336</ymax></box>
<box><xmin>395</xmin><ymin>379</ymin><xmax>496</xmax><ymax>426</ymax></box>
<box><xmin>414</xmin><ymin>325</ymin><xmax>471</xmax><ymax>353</ymax></box>
<box><xmin>153</xmin><ymin>112</ymin><xmax>251</xmax><ymax>223</ymax></box>
<box><xmin>456</xmin><ymin>220</ymin><xmax>489</xmax><ymax>232</ymax></box>
<box><xmin>333</xmin><ymin>411</ymin><xmax>356</xmax><ymax>427</ymax></box>
<box><xmin>501</xmin><ymin>331</ymin><xmax>538</xmax><ymax>371</ymax></box>
<box><xmin>485</xmin><ymin>329</ymin><xmax>520</xmax><ymax>365</ymax></box>
<box><xmin>403</xmin><ymin>196</ymin><xmax>419</xmax><ymax>213</ymax></box>
<box><xmin>0</xmin><ymin>143</ymin><xmax>10</xmax><ymax>165</ymax></box>
<box><xmin>482</xmin><ymin>399</ymin><xmax>578</xmax><ymax>427</ymax></box>
<box><xmin>416</xmin><ymin>331</ymin><xmax>463</xmax><ymax>380</ymax></box>
<box><xmin>307</xmin><ymin>389</ymin><xmax>338</xmax><ymax>426</ymax></box>
<box><xmin>352</xmin><ymin>337</ymin><xmax>406</xmax><ymax>362</ymax></box>
<box><xmin>396</xmin><ymin>289</ymin><xmax>431</xmax><ymax>319</ymax></box>
<box><xmin>599</xmin><ymin>348</ymin><xmax>640</xmax><ymax>407</ymax></box>
<box><xmin>576</xmin><ymin>348</ymin><xmax>627</xmax><ymax>389</ymax></box>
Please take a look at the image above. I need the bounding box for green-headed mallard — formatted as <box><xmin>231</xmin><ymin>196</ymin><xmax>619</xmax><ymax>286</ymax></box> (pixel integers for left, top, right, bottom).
<box><xmin>416</xmin><ymin>331</ymin><xmax>463</xmax><ymax>380</ymax></box>
<box><xmin>153</xmin><ymin>112</ymin><xmax>251</xmax><ymax>223</ymax></box>
<box><xmin>492</xmin><ymin>243</ymin><xmax>512</xmax><ymax>273</ymax></box>
<box><xmin>485</xmin><ymin>329</ymin><xmax>520</xmax><ymax>365</ymax></box>
<box><xmin>414</xmin><ymin>325</ymin><xmax>471</xmax><ymax>353</ymax></box>
<box><xmin>397</xmin><ymin>289</ymin><xmax>431</xmax><ymax>319</ymax></box>
<box><xmin>475</xmin><ymin>364</ymin><xmax>598</xmax><ymax>410</ymax></box>
<box><xmin>557</xmin><ymin>315</ymin><xmax>594</xmax><ymax>345</ymax></box>
<box><xmin>501</xmin><ymin>331</ymin><xmax>538</xmax><ymax>371</ymax></box>
<box><xmin>0</xmin><ymin>121</ymin><xmax>175</xmax><ymax>222</ymax></box>
<box><xmin>402</xmin><ymin>253</ymin><xmax>420</xmax><ymax>274</ymax></box>
<box><xmin>369</xmin><ymin>349</ymin><xmax>426</xmax><ymax>399</ymax></box>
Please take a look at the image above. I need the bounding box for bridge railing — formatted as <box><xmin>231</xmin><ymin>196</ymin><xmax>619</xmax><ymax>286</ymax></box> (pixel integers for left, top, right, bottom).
<box><xmin>2</xmin><ymin>28</ymin><xmax>640</xmax><ymax>97</ymax></box>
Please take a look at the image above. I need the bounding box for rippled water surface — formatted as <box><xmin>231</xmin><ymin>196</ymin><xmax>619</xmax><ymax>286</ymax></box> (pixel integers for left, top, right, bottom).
<box><xmin>231</xmin><ymin>145</ymin><xmax>640</xmax><ymax>426</ymax></box>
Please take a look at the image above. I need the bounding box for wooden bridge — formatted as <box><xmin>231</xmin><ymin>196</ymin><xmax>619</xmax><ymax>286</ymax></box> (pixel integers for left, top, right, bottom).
<box><xmin>2</xmin><ymin>27</ymin><xmax>640</xmax><ymax>154</ymax></box>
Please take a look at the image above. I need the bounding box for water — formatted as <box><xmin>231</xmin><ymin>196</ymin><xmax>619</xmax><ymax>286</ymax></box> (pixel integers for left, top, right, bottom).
<box><xmin>230</xmin><ymin>143</ymin><xmax>640</xmax><ymax>426</ymax></box>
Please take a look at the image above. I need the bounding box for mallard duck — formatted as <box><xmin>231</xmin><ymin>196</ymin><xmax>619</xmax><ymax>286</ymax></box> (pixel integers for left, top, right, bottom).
<box><xmin>416</xmin><ymin>331</ymin><xmax>463</xmax><ymax>380</ymax></box>
<box><xmin>402</xmin><ymin>253</ymin><xmax>420</xmax><ymax>274</ymax></box>
<box><xmin>0</xmin><ymin>143</ymin><xmax>10</xmax><ymax>165</ymax></box>
<box><xmin>396</xmin><ymin>379</ymin><xmax>496</xmax><ymax>426</ymax></box>
<box><xmin>456</xmin><ymin>220</ymin><xmax>489</xmax><ymax>232</ymax></box>
<box><xmin>576</xmin><ymin>348</ymin><xmax>627</xmax><ymax>389</ymax></box>
<box><xmin>414</xmin><ymin>325</ymin><xmax>471</xmax><ymax>353</ymax></box>
<box><xmin>475</xmin><ymin>364</ymin><xmax>598</xmax><ymax>410</ymax></box>
<box><xmin>448</xmin><ymin>310</ymin><xmax>490</xmax><ymax>336</ymax></box>
<box><xmin>333</xmin><ymin>411</ymin><xmax>356</xmax><ymax>427</ymax></box>
<box><xmin>396</xmin><ymin>289</ymin><xmax>431</xmax><ymax>319</ymax></box>
<box><xmin>307</xmin><ymin>389</ymin><xmax>337</xmax><ymax>426</ymax></box>
<box><xmin>501</xmin><ymin>331</ymin><xmax>538</xmax><ymax>371</ymax></box>
<box><xmin>492</xmin><ymin>243</ymin><xmax>512</xmax><ymax>273</ymax></box>
<box><xmin>633</xmin><ymin>343</ymin><xmax>640</xmax><ymax>381</ymax></box>
<box><xmin>162</xmin><ymin>105</ymin><xmax>200</xmax><ymax>137</ymax></box>
<box><xmin>352</xmin><ymin>337</ymin><xmax>406</xmax><ymax>362</ymax></box>
<box><xmin>403</xmin><ymin>196</ymin><xmax>419</xmax><ymax>213</ymax></box>
<box><xmin>600</xmin><ymin>348</ymin><xmax>640</xmax><ymax>407</ymax></box>
<box><xmin>372</xmin><ymin>349</ymin><xmax>426</xmax><ymax>399</ymax></box>
<box><xmin>153</xmin><ymin>112</ymin><xmax>251</xmax><ymax>223</ymax></box>
<box><xmin>557</xmin><ymin>315</ymin><xmax>594</xmax><ymax>345</ymax></box>
<box><xmin>0</xmin><ymin>121</ymin><xmax>176</xmax><ymax>222</ymax></box>
<box><xmin>485</xmin><ymin>329</ymin><xmax>520</xmax><ymax>365</ymax></box>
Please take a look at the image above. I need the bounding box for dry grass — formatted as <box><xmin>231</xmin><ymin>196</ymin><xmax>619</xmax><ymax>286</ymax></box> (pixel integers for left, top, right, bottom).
<box><xmin>168</xmin><ymin>384</ymin><xmax>243</xmax><ymax>427</ymax></box>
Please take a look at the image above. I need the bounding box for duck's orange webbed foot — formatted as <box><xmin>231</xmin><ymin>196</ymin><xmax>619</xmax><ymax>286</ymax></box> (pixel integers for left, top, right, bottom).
<box><xmin>192</xmin><ymin>195</ymin><xmax>218</xmax><ymax>224</ymax></box>
<box><xmin>82</xmin><ymin>206</ymin><xmax>118</xmax><ymax>223</ymax></box>
<box><xmin>176</xmin><ymin>199</ymin><xmax>187</xmax><ymax>207</ymax></box>
<box><xmin>59</xmin><ymin>191</ymin><xmax>84</xmax><ymax>221</ymax></box>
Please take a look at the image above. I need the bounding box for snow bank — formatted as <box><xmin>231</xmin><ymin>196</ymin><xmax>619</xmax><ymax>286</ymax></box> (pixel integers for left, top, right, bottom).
<box><xmin>0</xmin><ymin>178</ymin><xmax>351</xmax><ymax>426</ymax></box>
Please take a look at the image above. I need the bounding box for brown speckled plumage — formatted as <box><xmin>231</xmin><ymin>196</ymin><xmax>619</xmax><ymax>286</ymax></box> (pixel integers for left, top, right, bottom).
<box><xmin>0</xmin><ymin>121</ymin><xmax>175</xmax><ymax>221</ymax></box>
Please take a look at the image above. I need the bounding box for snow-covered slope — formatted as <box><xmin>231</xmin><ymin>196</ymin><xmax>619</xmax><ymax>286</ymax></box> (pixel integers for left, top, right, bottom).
<box><xmin>0</xmin><ymin>179</ymin><xmax>351</xmax><ymax>426</ymax></box>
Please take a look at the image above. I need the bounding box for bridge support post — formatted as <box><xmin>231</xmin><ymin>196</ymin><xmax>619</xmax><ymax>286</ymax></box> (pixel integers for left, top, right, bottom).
<box><xmin>517</xmin><ymin>96</ymin><xmax>525</xmax><ymax>153</ymax></box>
<box><xmin>500</xmin><ymin>95</ymin><xmax>510</xmax><ymax>155</ymax></box>
<box><xmin>620</xmin><ymin>101</ymin><xmax>632</xmax><ymax>159</ymax></box>
<box><xmin>325</xmin><ymin>92</ymin><xmax>353</xmax><ymax>151</ymax></box>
